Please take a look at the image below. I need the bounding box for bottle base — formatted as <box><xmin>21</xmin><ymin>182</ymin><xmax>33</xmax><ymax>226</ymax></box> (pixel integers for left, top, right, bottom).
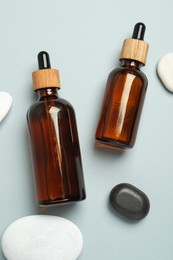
<box><xmin>38</xmin><ymin>196</ymin><xmax>86</xmax><ymax>207</ymax></box>
<box><xmin>95</xmin><ymin>138</ymin><xmax>132</xmax><ymax>150</ymax></box>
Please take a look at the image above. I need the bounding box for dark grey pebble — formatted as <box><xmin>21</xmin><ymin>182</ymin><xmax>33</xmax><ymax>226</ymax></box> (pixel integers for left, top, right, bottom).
<box><xmin>109</xmin><ymin>183</ymin><xmax>150</xmax><ymax>220</ymax></box>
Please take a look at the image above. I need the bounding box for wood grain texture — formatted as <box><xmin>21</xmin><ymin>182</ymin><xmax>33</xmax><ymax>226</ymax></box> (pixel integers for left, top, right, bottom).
<box><xmin>32</xmin><ymin>69</ymin><xmax>60</xmax><ymax>90</ymax></box>
<box><xmin>119</xmin><ymin>39</ymin><xmax>149</xmax><ymax>65</ymax></box>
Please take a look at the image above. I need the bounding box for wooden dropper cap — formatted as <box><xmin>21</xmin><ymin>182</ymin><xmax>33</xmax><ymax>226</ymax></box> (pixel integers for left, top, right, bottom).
<box><xmin>32</xmin><ymin>51</ymin><xmax>61</xmax><ymax>91</ymax></box>
<box><xmin>119</xmin><ymin>23</ymin><xmax>149</xmax><ymax>65</ymax></box>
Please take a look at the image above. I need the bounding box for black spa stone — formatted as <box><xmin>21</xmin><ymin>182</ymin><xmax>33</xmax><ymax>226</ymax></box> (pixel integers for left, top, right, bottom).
<box><xmin>109</xmin><ymin>183</ymin><xmax>150</xmax><ymax>220</ymax></box>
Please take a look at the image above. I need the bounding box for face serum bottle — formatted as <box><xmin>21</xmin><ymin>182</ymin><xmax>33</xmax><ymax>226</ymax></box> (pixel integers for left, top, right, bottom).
<box><xmin>27</xmin><ymin>51</ymin><xmax>86</xmax><ymax>206</ymax></box>
<box><xmin>95</xmin><ymin>23</ymin><xmax>149</xmax><ymax>149</ymax></box>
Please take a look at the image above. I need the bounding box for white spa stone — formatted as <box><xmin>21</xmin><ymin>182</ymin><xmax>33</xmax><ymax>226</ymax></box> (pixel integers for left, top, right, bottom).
<box><xmin>0</xmin><ymin>92</ymin><xmax>12</xmax><ymax>122</ymax></box>
<box><xmin>2</xmin><ymin>215</ymin><xmax>83</xmax><ymax>260</ymax></box>
<box><xmin>157</xmin><ymin>53</ymin><xmax>173</xmax><ymax>92</ymax></box>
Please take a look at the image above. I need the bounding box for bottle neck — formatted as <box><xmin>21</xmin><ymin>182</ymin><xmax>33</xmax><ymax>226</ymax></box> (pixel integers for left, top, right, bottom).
<box><xmin>120</xmin><ymin>59</ymin><xmax>143</xmax><ymax>70</ymax></box>
<box><xmin>36</xmin><ymin>88</ymin><xmax>59</xmax><ymax>101</ymax></box>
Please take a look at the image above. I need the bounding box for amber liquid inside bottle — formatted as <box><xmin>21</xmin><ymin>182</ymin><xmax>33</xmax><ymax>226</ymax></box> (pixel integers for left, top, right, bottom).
<box><xmin>96</xmin><ymin>60</ymin><xmax>148</xmax><ymax>149</ymax></box>
<box><xmin>27</xmin><ymin>88</ymin><xmax>86</xmax><ymax>206</ymax></box>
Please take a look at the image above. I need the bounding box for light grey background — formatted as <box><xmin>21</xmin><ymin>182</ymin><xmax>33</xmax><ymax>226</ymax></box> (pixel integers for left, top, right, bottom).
<box><xmin>0</xmin><ymin>0</ymin><xmax>173</xmax><ymax>259</ymax></box>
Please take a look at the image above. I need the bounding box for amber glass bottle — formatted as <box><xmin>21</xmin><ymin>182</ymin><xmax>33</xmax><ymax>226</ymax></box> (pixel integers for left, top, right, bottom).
<box><xmin>96</xmin><ymin>23</ymin><xmax>149</xmax><ymax>149</ymax></box>
<box><xmin>27</xmin><ymin>51</ymin><xmax>86</xmax><ymax>206</ymax></box>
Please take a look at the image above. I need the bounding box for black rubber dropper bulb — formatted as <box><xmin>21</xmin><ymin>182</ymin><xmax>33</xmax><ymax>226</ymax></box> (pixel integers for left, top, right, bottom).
<box><xmin>132</xmin><ymin>22</ymin><xmax>146</xmax><ymax>40</ymax></box>
<box><xmin>38</xmin><ymin>51</ymin><xmax>51</xmax><ymax>70</ymax></box>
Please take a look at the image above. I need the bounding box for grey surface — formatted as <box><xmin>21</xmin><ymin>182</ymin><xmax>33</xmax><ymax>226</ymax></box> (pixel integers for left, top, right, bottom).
<box><xmin>0</xmin><ymin>0</ymin><xmax>173</xmax><ymax>259</ymax></box>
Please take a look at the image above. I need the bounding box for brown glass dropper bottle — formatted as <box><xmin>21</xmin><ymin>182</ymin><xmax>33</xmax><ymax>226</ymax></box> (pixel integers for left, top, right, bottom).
<box><xmin>95</xmin><ymin>23</ymin><xmax>149</xmax><ymax>149</ymax></box>
<box><xmin>27</xmin><ymin>51</ymin><xmax>86</xmax><ymax>206</ymax></box>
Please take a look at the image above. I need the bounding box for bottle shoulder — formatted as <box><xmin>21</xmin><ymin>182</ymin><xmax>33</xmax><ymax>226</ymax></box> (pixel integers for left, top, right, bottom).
<box><xmin>109</xmin><ymin>66</ymin><xmax>148</xmax><ymax>84</ymax></box>
<box><xmin>27</xmin><ymin>97</ymin><xmax>75</xmax><ymax>116</ymax></box>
